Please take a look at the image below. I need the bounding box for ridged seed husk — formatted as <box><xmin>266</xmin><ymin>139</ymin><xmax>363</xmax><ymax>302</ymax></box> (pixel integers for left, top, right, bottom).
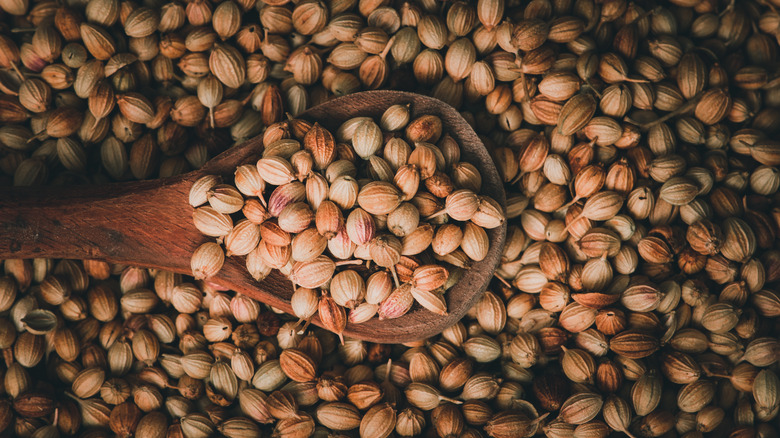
<box><xmin>559</xmin><ymin>392</ymin><xmax>602</xmax><ymax>425</ymax></box>
<box><xmin>360</xmin><ymin>402</ymin><xmax>396</xmax><ymax>438</ymax></box>
<box><xmin>557</xmin><ymin>93</ymin><xmax>597</xmax><ymax>136</ymax></box>
<box><xmin>485</xmin><ymin>410</ymin><xmax>543</xmax><ymax>438</ymax></box>
<box><xmin>303</xmin><ymin>123</ymin><xmax>337</xmax><ymax>170</ymax></box>
<box><xmin>290</xmin><ymin>256</ymin><xmax>335</xmax><ymax>289</ymax></box>
<box><xmin>511</xmin><ymin>19</ymin><xmax>549</xmax><ymax>52</ymax></box>
<box><xmin>279</xmin><ymin>348</ymin><xmax>318</xmax><ymax>382</ymax></box>
<box><xmin>378</xmin><ymin>283</ymin><xmax>414</xmax><ymax>320</ymax></box>
<box><xmin>579</xmin><ymin>191</ymin><xmax>624</xmax><ymax>221</ymax></box>
<box><xmin>318</xmin><ymin>293</ymin><xmax>346</xmax><ymax>342</ymax></box>
<box><xmin>609</xmin><ymin>331</ymin><xmax>660</xmax><ymax>359</ymax></box>
<box><xmin>315</xmin><ymin>402</ymin><xmax>361</xmax><ymax>430</ymax></box>
<box><xmin>357</xmin><ymin>181</ymin><xmax>403</xmax><ymax>215</ymax></box>
<box><xmin>209</xmin><ymin>43</ymin><xmax>246</xmax><ymax>88</ymax></box>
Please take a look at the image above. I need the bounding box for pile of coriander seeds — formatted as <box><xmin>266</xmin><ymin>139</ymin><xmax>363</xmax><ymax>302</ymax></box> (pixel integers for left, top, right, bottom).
<box><xmin>189</xmin><ymin>106</ymin><xmax>505</xmax><ymax>339</ymax></box>
<box><xmin>1</xmin><ymin>0</ymin><xmax>780</xmax><ymax>437</ymax></box>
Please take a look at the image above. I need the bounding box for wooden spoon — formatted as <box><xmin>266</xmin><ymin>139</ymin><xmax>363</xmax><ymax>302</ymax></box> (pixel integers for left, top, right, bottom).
<box><xmin>0</xmin><ymin>90</ymin><xmax>506</xmax><ymax>344</ymax></box>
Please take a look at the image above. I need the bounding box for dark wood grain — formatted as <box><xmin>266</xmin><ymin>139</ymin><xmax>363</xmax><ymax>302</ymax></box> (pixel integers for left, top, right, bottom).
<box><xmin>0</xmin><ymin>91</ymin><xmax>506</xmax><ymax>344</ymax></box>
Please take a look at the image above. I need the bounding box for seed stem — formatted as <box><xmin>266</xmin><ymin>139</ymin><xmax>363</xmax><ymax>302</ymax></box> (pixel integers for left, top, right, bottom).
<box><xmin>519</xmin><ymin>70</ymin><xmax>529</xmax><ymax>104</ymax></box>
<box><xmin>555</xmin><ymin>195</ymin><xmax>581</xmax><ymax>214</ymax></box>
<box><xmin>630</xmin><ymin>6</ymin><xmax>661</xmax><ymax>25</ymax></box>
<box><xmin>425</xmin><ymin>208</ymin><xmax>448</xmax><ymax>220</ymax></box>
<box><xmin>621</xmin><ymin>75</ymin><xmax>650</xmax><ymax>83</ymax></box>
<box><xmin>439</xmin><ymin>394</ymin><xmax>463</xmax><ymax>404</ymax></box>
<box><xmin>513</xmin><ymin>53</ymin><xmax>531</xmax><ymax>104</ymax></box>
<box><xmin>508</xmin><ymin>170</ymin><xmax>526</xmax><ymax>186</ymax></box>
<box><xmin>639</xmin><ymin>93</ymin><xmax>703</xmax><ymax>130</ymax></box>
<box><xmin>533</xmin><ymin>412</ymin><xmax>551</xmax><ymax>424</ymax></box>
<box><xmin>494</xmin><ymin>274</ymin><xmax>512</xmax><ymax>289</ymax></box>
<box><xmin>584</xmin><ymin>81</ymin><xmax>602</xmax><ymax>98</ymax></box>
<box><xmin>11</xmin><ymin>62</ymin><xmax>25</xmax><ymax>82</ymax></box>
<box><xmin>562</xmin><ymin>212</ymin><xmax>586</xmax><ymax>234</ymax></box>
<box><xmin>384</xmin><ymin>358</ymin><xmax>392</xmax><ymax>381</ymax></box>
<box><xmin>379</xmin><ymin>36</ymin><xmax>394</xmax><ymax>60</ymax></box>
<box><xmin>294</xmin><ymin>317</ymin><xmax>313</xmax><ymax>334</ymax></box>
<box><xmin>27</xmin><ymin>131</ymin><xmax>47</xmax><ymax>143</ymax></box>
<box><xmin>389</xmin><ymin>265</ymin><xmax>400</xmax><ymax>288</ymax></box>
<box><xmin>719</xmin><ymin>0</ymin><xmax>735</xmax><ymax>17</ymax></box>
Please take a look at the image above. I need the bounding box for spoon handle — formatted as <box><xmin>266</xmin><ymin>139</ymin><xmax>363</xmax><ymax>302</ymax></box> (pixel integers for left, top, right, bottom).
<box><xmin>0</xmin><ymin>176</ymin><xmax>198</xmax><ymax>272</ymax></box>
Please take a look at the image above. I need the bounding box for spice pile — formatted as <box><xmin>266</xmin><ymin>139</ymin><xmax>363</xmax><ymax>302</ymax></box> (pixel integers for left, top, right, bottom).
<box><xmin>189</xmin><ymin>107</ymin><xmax>505</xmax><ymax>337</ymax></box>
<box><xmin>1</xmin><ymin>0</ymin><xmax>780</xmax><ymax>437</ymax></box>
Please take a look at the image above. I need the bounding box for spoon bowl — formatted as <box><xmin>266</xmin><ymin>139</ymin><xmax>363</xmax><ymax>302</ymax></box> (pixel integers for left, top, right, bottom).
<box><xmin>0</xmin><ymin>90</ymin><xmax>506</xmax><ymax>343</ymax></box>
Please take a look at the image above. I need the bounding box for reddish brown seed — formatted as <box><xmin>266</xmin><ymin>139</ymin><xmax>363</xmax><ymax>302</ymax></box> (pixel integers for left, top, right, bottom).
<box><xmin>319</xmin><ymin>293</ymin><xmax>347</xmax><ymax>344</ymax></box>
